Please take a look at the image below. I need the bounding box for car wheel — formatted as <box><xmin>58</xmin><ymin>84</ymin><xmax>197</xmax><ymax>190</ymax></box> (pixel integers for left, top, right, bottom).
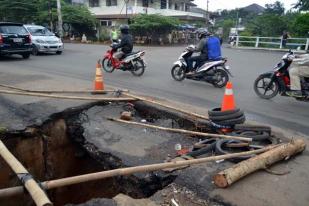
<box><xmin>56</xmin><ymin>51</ymin><xmax>62</xmax><ymax>55</ymax></box>
<box><xmin>32</xmin><ymin>46</ymin><xmax>39</xmax><ymax>56</ymax></box>
<box><xmin>22</xmin><ymin>53</ymin><xmax>30</xmax><ymax>59</ymax></box>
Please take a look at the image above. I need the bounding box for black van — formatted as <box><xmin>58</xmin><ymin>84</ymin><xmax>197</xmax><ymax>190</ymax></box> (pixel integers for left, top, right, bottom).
<box><xmin>0</xmin><ymin>22</ymin><xmax>32</xmax><ymax>59</ymax></box>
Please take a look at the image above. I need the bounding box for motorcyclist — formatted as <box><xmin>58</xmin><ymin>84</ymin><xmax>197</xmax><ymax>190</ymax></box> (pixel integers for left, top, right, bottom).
<box><xmin>112</xmin><ymin>24</ymin><xmax>133</xmax><ymax>60</ymax></box>
<box><xmin>186</xmin><ymin>30</ymin><xmax>208</xmax><ymax>75</ymax></box>
<box><xmin>187</xmin><ymin>30</ymin><xmax>222</xmax><ymax>75</ymax></box>
<box><xmin>286</xmin><ymin>52</ymin><xmax>309</xmax><ymax>97</ymax></box>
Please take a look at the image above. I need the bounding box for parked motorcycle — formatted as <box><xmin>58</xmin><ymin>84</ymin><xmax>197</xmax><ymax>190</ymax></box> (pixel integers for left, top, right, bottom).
<box><xmin>254</xmin><ymin>51</ymin><xmax>309</xmax><ymax>101</ymax></box>
<box><xmin>102</xmin><ymin>43</ymin><xmax>146</xmax><ymax>76</ymax></box>
<box><xmin>171</xmin><ymin>45</ymin><xmax>232</xmax><ymax>88</ymax></box>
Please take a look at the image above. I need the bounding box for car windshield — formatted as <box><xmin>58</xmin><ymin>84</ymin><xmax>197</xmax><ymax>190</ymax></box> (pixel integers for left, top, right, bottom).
<box><xmin>27</xmin><ymin>27</ymin><xmax>54</xmax><ymax>36</ymax></box>
<box><xmin>0</xmin><ymin>25</ymin><xmax>28</xmax><ymax>35</ymax></box>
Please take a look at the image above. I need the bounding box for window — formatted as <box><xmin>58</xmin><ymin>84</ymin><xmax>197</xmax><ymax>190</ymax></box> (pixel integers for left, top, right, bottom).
<box><xmin>89</xmin><ymin>0</ymin><xmax>99</xmax><ymax>7</ymax></box>
<box><xmin>100</xmin><ymin>20</ymin><xmax>112</xmax><ymax>27</ymax></box>
<box><xmin>0</xmin><ymin>25</ymin><xmax>28</xmax><ymax>35</ymax></box>
<box><xmin>175</xmin><ymin>3</ymin><xmax>179</xmax><ymax>10</ymax></box>
<box><xmin>160</xmin><ymin>0</ymin><xmax>166</xmax><ymax>9</ymax></box>
<box><xmin>142</xmin><ymin>0</ymin><xmax>149</xmax><ymax>7</ymax></box>
<box><xmin>106</xmin><ymin>0</ymin><xmax>117</xmax><ymax>6</ymax></box>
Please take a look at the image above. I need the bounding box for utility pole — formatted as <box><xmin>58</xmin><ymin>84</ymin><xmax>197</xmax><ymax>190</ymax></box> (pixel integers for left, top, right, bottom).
<box><xmin>48</xmin><ymin>0</ymin><xmax>53</xmax><ymax>31</ymax></box>
<box><xmin>206</xmin><ymin>0</ymin><xmax>209</xmax><ymax>28</ymax></box>
<box><xmin>56</xmin><ymin>0</ymin><xmax>63</xmax><ymax>38</ymax></box>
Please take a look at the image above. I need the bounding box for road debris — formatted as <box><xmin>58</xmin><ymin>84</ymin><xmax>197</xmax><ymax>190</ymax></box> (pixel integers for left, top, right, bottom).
<box><xmin>213</xmin><ymin>139</ymin><xmax>306</xmax><ymax>188</ymax></box>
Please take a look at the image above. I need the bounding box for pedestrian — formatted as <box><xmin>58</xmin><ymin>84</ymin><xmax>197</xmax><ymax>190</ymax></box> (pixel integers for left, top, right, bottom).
<box><xmin>281</xmin><ymin>31</ymin><xmax>290</xmax><ymax>48</ymax></box>
<box><xmin>110</xmin><ymin>26</ymin><xmax>119</xmax><ymax>43</ymax></box>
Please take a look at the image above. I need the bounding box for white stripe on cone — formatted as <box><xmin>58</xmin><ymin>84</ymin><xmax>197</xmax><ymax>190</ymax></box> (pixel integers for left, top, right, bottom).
<box><xmin>225</xmin><ymin>89</ymin><xmax>233</xmax><ymax>95</ymax></box>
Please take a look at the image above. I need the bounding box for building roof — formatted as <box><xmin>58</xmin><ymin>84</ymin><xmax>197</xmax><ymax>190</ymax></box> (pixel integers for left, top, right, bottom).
<box><xmin>242</xmin><ymin>3</ymin><xmax>265</xmax><ymax>13</ymax></box>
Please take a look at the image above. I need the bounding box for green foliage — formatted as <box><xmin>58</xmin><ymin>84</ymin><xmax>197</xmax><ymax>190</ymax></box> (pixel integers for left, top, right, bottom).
<box><xmin>222</xmin><ymin>19</ymin><xmax>234</xmax><ymax>39</ymax></box>
<box><xmin>130</xmin><ymin>14</ymin><xmax>180</xmax><ymax>35</ymax></box>
<box><xmin>0</xmin><ymin>0</ymin><xmax>96</xmax><ymax>36</ymax></box>
<box><xmin>293</xmin><ymin>13</ymin><xmax>309</xmax><ymax>36</ymax></box>
<box><xmin>0</xmin><ymin>0</ymin><xmax>38</xmax><ymax>23</ymax></box>
<box><xmin>265</xmin><ymin>1</ymin><xmax>285</xmax><ymax>15</ymax></box>
<box><xmin>294</xmin><ymin>0</ymin><xmax>309</xmax><ymax>11</ymax></box>
<box><xmin>246</xmin><ymin>14</ymin><xmax>288</xmax><ymax>36</ymax></box>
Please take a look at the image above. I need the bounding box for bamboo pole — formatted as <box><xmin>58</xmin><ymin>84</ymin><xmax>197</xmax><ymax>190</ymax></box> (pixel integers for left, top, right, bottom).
<box><xmin>123</xmin><ymin>93</ymin><xmax>209</xmax><ymax>120</ymax></box>
<box><xmin>213</xmin><ymin>139</ymin><xmax>306</xmax><ymax>188</ymax></box>
<box><xmin>0</xmin><ymin>84</ymin><xmax>128</xmax><ymax>93</ymax></box>
<box><xmin>0</xmin><ymin>90</ymin><xmax>136</xmax><ymax>101</ymax></box>
<box><xmin>0</xmin><ymin>144</ymin><xmax>279</xmax><ymax>198</ymax></box>
<box><xmin>108</xmin><ymin>118</ymin><xmax>252</xmax><ymax>142</ymax></box>
<box><xmin>0</xmin><ymin>140</ymin><xmax>52</xmax><ymax>206</ymax></box>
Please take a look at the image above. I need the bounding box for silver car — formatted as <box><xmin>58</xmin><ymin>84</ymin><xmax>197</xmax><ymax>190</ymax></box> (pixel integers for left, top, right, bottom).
<box><xmin>24</xmin><ymin>25</ymin><xmax>64</xmax><ymax>55</ymax></box>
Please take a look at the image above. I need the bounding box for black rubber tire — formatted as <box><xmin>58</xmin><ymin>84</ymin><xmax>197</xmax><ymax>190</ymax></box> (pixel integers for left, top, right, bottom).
<box><xmin>131</xmin><ymin>59</ymin><xmax>145</xmax><ymax>76</ymax></box>
<box><xmin>187</xmin><ymin>142</ymin><xmax>216</xmax><ymax>158</ymax></box>
<box><xmin>22</xmin><ymin>53</ymin><xmax>30</xmax><ymax>59</ymax></box>
<box><xmin>102</xmin><ymin>57</ymin><xmax>115</xmax><ymax>73</ymax></box>
<box><xmin>254</xmin><ymin>75</ymin><xmax>279</xmax><ymax>99</ymax></box>
<box><xmin>234</xmin><ymin>125</ymin><xmax>271</xmax><ymax>134</ymax></box>
<box><xmin>208</xmin><ymin>108</ymin><xmax>241</xmax><ymax>117</ymax></box>
<box><xmin>212</xmin><ymin>68</ymin><xmax>229</xmax><ymax>88</ymax></box>
<box><xmin>171</xmin><ymin>65</ymin><xmax>185</xmax><ymax>81</ymax></box>
<box><xmin>32</xmin><ymin>45</ymin><xmax>39</xmax><ymax>56</ymax></box>
<box><xmin>215</xmin><ymin>139</ymin><xmax>253</xmax><ymax>162</ymax></box>
<box><xmin>214</xmin><ymin>115</ymin><xmax>246</xmax><ymax>126</ymax></box>
<box><xmin>209</xmin><ymin>110</ymin><xmax>244</xmax><ymax>121</ymax></box>
<box><xmin>229</xmin><ymin>131</ymin><xmax>270</xmax><ymax>141</ymax></box>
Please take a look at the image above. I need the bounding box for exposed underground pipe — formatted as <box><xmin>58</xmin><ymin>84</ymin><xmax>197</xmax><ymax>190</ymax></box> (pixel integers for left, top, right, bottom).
<box><xmin>108</xmin><ymin>118</ymin><xmax>252</xmax><ymax>142</ymax></box>
<box><xmin>0</xmin><ymin>144</ymin><xmax>280</xmax><ymax>198</ymax></box>
<box><xmin>0</xmin><ymin>140</ymin><xmax>52</xmax><ymax>206</ymax></box>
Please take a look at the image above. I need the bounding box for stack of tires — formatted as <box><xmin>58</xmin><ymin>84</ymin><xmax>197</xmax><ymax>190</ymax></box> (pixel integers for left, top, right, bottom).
<box><xmin>208</xmin><ymin>107</ymin><xmax>246</xmax><ymax>128</ymax></box>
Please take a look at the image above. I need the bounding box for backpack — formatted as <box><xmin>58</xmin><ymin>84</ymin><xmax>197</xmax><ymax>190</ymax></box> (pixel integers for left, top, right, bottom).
<box><xmin>205</xmin><ymin>36</ymin><xmax>222</xmax><ymax>60</ymax></box>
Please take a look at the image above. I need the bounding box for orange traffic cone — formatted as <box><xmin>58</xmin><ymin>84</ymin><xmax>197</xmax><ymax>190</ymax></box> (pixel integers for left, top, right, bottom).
<box><xmin>94</xmin><ymin>61</ymin><xmax>104</xmax><ymax>91</ymax></box>
<box><xmin>221</xmin><ymin>81</ymin><xmax>236</xmax><ymax>111</ymax></box>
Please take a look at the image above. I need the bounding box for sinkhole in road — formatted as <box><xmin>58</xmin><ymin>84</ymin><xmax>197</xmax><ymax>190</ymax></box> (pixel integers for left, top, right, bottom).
<box><xmin>0</xmin><ymin>101</ymin><xmax>205</xmax><ymax>206</ymax></box>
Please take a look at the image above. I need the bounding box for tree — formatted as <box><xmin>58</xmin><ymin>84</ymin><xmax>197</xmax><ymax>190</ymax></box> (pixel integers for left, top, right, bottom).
<box><xmin>293</xmin><ymin>13</ymin><xmax>309</xmax><ymax>36</ymax></box>
<box><xmin>294</xmin><ymin>0</ymin><xmax>309</xmax><ymax>11</ymax></box>
<box><xmin>0</xmin><ymin>0</ymin><xmax>38</xmax><ymax>23</ymax></box>
<box><xmin>265</xmin><ymin>1</ymin><xmax>285</xmax><ymax>15</ymax></box>
<box><xmin>246</xmin><ymin>14</ymin><xmax>288</xmax><ymax>36</ymax></box>
<box><xmin>130</xmin><ymin>14</ymin><xmax>179</xmax><ymax>36</ymax></box>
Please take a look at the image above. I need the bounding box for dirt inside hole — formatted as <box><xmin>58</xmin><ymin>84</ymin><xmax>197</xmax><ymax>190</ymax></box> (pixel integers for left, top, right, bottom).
<box><xmin>0</xmin><ymin>101</ymin><xmax>206</xmax><ymax>206</ymax></box>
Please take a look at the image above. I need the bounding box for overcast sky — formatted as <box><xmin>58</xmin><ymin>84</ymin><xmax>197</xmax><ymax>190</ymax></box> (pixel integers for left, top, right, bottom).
<box><xmin>193</xmin><ymin>0</ymin><xmax>299</xmax><ymax>11</ymax></box>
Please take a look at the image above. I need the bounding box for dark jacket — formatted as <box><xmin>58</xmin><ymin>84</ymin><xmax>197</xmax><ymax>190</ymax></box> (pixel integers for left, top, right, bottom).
<box><xmin>114</xmin><ymin>34</ymin><xmax>133</xmax><ymax>54</ymax></box>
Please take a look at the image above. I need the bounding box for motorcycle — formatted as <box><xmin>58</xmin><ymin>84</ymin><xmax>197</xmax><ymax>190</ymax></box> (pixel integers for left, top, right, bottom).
<box><xmin>102</xmin><ymin>43</ymin><xmax>146</xmax><ymax>76</ymax></box>
<box><xmin>254</xmin><ymin>51</ymin><xmax>309</xmax><ymax>101</ymax></box>
<box><xmin>171</xmin><ymin>45</ymin><xmax>232</xmax><ymax>88</ymax></box>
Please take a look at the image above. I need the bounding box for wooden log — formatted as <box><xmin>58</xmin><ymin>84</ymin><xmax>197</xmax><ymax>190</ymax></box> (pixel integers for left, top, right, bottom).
<box><xmin>0</xmin><ymin>140</ymin><xmax>52</xmax><ymax>206</ymax></box>
<box><xmin>123</xmin><ymin>93</ymin><xmax>209</xmax><ymax>120</ymax></box>
<box><xmin>0</xmin><ymin>145</ymin><xmax>279</xmax><ymax>198</ymax></box>
<box><xmin>213</xmin><ymin>139</ymin><xmax>306</xmax><ymax>188</ymax></box>
<box><xmin>108</xmin><ymin>118</ymin><xmax>252</xmax><ymax>142</ymax></box>
<box><xmin>0</xmin><ymin>90</ymin><xmax>136</xmax><ymax>101</ymax></box>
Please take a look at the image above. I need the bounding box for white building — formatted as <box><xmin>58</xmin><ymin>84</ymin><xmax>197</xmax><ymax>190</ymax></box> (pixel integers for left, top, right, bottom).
<box><xmin>84</xmin><ymin>0</ymin><xmax>206</xmax><ymax>26</ymax></box>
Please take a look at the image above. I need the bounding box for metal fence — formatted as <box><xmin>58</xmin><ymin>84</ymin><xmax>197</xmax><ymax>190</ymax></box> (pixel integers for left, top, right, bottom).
<box><xmin>230</xmin><ymin>36</ymin><xmax>309</xmax><ymax>51</ymax></box>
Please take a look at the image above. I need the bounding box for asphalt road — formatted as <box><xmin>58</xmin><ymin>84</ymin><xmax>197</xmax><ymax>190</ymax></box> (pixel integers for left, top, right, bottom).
<box><xmin>0</xmin><ymin>43</ymin><xmax>308</xmax><ymax>135</ymax></box>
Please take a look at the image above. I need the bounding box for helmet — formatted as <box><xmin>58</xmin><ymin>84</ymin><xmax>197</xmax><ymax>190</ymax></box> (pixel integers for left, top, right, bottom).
<box><xmin>120</xmin><ymin>24</ymin><xmax>129</xmax><ymax>34</ymax></box>
<box><xmin>197</xmin><ymin>29</ymin><xmax>209</xmax><ymax>39</ymax></box>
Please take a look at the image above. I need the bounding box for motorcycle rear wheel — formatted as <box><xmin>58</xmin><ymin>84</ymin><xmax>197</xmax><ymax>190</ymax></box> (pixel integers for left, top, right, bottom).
<box><xmin>212</xmin><ymin>68</ymin><xmax>229</xmax><ymax>88</ymax></box>
<box><xmin>254</xmin><ymin>75</ymin><xmax>279</xmax><ymax>99</ymax></box>
<box><xmin>102</xmin><ymin>58</ymin><xmax>114</xmax><ymax>73</ymax></box>
<box><xmin>131</xmin><ymin>59</ymin><xmax>145</xmax><ymax>76</ymax></box>
<box><xmin>171</xmin><ymin>65</ymin><xmax>186</xmax><ymax>81</ymax></box>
